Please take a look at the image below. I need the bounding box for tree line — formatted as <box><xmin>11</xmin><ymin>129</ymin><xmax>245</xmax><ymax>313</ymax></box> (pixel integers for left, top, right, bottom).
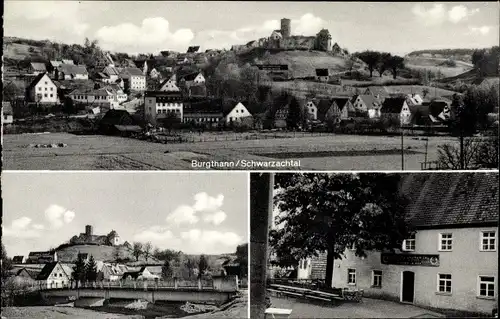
<box><xmin>353</xmin><ymin>51</ymin><xmax>405</xmax><ymax>79</ymax></box>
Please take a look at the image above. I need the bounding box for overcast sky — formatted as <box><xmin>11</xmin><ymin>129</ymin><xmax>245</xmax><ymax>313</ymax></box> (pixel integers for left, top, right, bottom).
<box><xmin>2</xmin><ymin>172</ymin><xmax>249</xmax><ymax>258</ymax></box>
<box><xmin>4</xmin><ymin>1</ymin><xmax>498</xmax><ymax>56</ymax></box>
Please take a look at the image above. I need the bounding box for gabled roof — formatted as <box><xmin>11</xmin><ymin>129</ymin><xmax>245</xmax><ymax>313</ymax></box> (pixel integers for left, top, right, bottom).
<box><xmin>401</xmin><ymin>173</ymin><xmax>499</xmax><ymax>228</ymax></box>
<box><xmin>187</xmin><ymin>46</ymin><xmax>200</xmax><ymax>53</ymax></box>
<box><xmin>59</xmin><ymin>64</ymin><xmax>88</xmax><ymax>76</ymax></box>
<box><xmin>36</xmin><ymin>262</ymin><xmax>59</xmax><ymax>280</ymax></box>
<box><xmin>103</xmin><ymin>66</ymin><xmax>120</xmax><ymax>76</ymax></box>
<box><xmin>381</xmin><ymin>97</ymin><xmax>407</xmax><ymax>113</ymax></box>
<box><xmin>312</xmin><ymin>98</ymin><xmax>333</xmax><ymax>121</ymax></box>
<box><xmin>27</xmin><ymin>72</ymin><xmax>50</xmax><ymax>91</ymax></box>
<box><xmin>181</xmin><ymin>72</ymin><xmax>202</xmax><ymax>82</ymax></box>
<box><xmin>134</xmin><ymin>60</ymin><xmax>147</xmax><ymax>69</ymax></box>
<box><xmin>30</xmin><ymin>62</ymin><xmax>47</xmax><ymax>71</ymax></box>
<box><xmin>50</xmin><ymin>60</ymin><xmax>62</xmax><ymax>67</ymax></box>
<box><xmin>17</xmin><ymin>268</ymin><xmax>41</xmax><ymax>279</ymax></box>
<box><xmin>332</xmin><ymin>97</ymin><xmax>350</xmax><ymax>111</ymax></box>
<box><xmin>121</xmin><ymin>67</ymin><xmax>144</xmax><ymax>77</ymax></box>
<box><xmin>223</xmin><ymin>101</ymin><xmax>250</xmax><ymax>117</ymax></box>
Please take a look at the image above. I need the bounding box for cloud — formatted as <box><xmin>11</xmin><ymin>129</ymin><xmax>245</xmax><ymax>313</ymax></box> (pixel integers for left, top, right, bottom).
<box><xmin>203</xmin><ymin>211</ymin><xmax>227</xmax><ymax>226</ymax></box>
<box><xmin>134</xmin><ymin>226</ymin><xmax>176</xmax><ymax>242</ymax></box>
<box><xmin>165</xmin><ymin>205</ymin><xmax>199</xmax><ymax>225</ymax></box>
<box><xmin>95</xmin><ymin>17</ymin><xmax>194</xmax><ymax>54</ymax></box>
<box><xmin>4</xmin><ymin>1</ymin><xmax>90</xmax><ymax>43</ymax></box>
<box><xmin>412</xmin><ymin>4</ymin><xmax>446</xmax><ymax>25</ymax></box>
<box><xmin>44</xmin><ymin>204</ymin><xmax>76</xmax><ymax>228</ymax></box>
<box><xmin>193</xmin><ymin>192</ymin><xmax>224</xmax><ymax>212</ymax></box>
<box><xmin>195</xmin><ymin>13</ymin><xmax>325</xmax><ymax>50</ymax></box>
<box><xmin>467</xmin><ymin>26</ymin><xmax>491</xmax><ymax>35</ymax></box>
<box><xmin>448</xmin><ymin>5</ymin><xmax>479</xmax><ymax>23</ymax></box>
<box><xmin>2</xmin><ymin>217</ymin><xmax>42</xmax><ymax>239</ymax></box>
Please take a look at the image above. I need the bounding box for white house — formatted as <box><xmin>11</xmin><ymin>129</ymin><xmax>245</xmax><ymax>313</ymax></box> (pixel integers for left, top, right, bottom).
<box><xmin>225</xmin><ymin>102</ymin><xmax>253</xmax><ymax>123</ymax></box>
<box><xmin>27</xmin><ymin>73</ymin><xmax>59</xmax><ymax>104</ymax></box>
<box><xmin>159</xmin><ymin>78</ymin><xmax>180</xmax><ymax>92</ymax></box>
<box><xmin>305</xmin><ymin>100</ymin><xmax>318</xmax><ymax>121</ymax></box>
<box><xmin>150</xmin><ymin>68</ymin><xmax>160</xmax><ymax>79</ymax></box>
<box><xmin>120</xmin><ymin>68</ymin><xmax>147</xmax><ymax>91</ymax></box>
<box><xmin>144</xmin><ymin>91</ymin><xmax>184</xmax><ymax>124</ymax></box>
<box><xmin>180</xmin><ymin>72</ymin><xmax>205</xmax><ymax>86</ymax></box>
<box><xmin>36</xmin><ymin>262</ymin><xmax>73</xmax><ymax>289</ymax></box>
<box><xmin>352</xmin><ymin>95</ymin><xmax>382</xmax><ymax>118</ymax></box>
<box><xmin>381</xmin><ymin>98</ymin><xmax>411</xmax><ymax>125</ymax></box>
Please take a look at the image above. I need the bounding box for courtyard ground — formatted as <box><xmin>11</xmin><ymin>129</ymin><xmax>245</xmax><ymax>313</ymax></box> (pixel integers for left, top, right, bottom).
<box><xmin>2</xmin><ymin>132</ymin><xmax>458</xmax><ymax>170</ymax></box>
<box><xmin>270</xmin><ymin>296</ymin><xmax>445</xmax><ymax>318</ymax></box>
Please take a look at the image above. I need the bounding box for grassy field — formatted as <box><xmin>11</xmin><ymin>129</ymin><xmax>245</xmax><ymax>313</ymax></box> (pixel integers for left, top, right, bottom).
<box><xmin>2</xmin><ymin>132</ymin><xmax>460</xmax><ymax>171</ymax></box>
<box><xmin>404</xmin><ymin>56</ymin><xmax>473</xmax><ymax>78</ymax></box>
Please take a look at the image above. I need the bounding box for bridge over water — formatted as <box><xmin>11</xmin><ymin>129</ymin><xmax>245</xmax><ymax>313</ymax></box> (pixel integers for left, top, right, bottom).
<box><xmin>40</xmin><ymin>276</ymin><xmax>239</xmax><ymax>304</ymax></box>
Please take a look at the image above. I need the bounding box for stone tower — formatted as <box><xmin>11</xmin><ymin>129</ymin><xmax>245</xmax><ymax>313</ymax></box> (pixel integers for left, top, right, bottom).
<box><xmin>281</xmin><ymin>18</ymin><xmax>291</xmax><ymax>38</ymax></box>
<box><xmin>85</xmin><ymin>225</ymin><xmax>93</xmax><ymax>237</ymax></box>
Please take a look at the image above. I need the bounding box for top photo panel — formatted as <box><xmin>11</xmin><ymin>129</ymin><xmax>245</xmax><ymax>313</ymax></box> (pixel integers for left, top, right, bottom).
<box><xmin>2</xmin><ymin>1</ymin><xmax>499</xmax><ymax>171</ymax></box>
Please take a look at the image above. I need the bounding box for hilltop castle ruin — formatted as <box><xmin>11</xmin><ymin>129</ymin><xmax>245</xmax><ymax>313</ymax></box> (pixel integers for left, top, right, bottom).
<box><xmin>232</xmin><ymin>18</ymin><xmax>332</xmax><ymax>52</ymax></box>
<box><xmin>69</xmin><ymin>225</ymin><xmax>121</xmax><ymax>246</ymax></box>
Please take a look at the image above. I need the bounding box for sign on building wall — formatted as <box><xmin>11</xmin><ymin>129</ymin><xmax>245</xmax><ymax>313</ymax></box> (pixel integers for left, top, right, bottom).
<box><xmin>381</xmin><ymin>253</ymin><xmax>440</xmax><ymax>267</ymax></box>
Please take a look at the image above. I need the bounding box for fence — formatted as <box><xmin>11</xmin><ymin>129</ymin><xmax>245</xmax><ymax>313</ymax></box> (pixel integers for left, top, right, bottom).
<box><xmin>38</xmin><ymin>278</ymin><xmax>215</xmax><ymax>291</ymax></box>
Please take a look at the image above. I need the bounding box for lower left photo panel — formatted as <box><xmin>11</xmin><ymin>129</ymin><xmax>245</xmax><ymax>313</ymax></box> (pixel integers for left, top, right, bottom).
<box><xmin>1</xmin><ymin>172</ymin><xmax>249</xmax><ymax>319</ymax></box>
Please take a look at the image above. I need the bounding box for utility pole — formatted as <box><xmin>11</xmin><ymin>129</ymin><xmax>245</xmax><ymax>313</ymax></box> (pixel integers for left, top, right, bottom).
<box><xmin>401</xmin><ymin>123</ymin><xmax>404</xmax><ymax>171</ymax></box>
<box><xmin>250</xmin><ymin>173</ymin><xmax>274</xmax><ymax>319</ymax></box>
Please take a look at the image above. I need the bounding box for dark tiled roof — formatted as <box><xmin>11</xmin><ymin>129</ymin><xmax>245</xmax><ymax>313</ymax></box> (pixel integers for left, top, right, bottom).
<box><xmin>401</xmin><ymin>173</ymin><xmax>499</xmax><ymax>228</ymax></box>
<box><xmin>31</xmin><ymin>62</ymin><xmax>47</xmax><ymax>71</ymax></box>
<box><xmin>189</xmin><ymin>85</ymin><xmax>207</xmax><ymax>97</ymax></box>
<box><xmin>381</xmin><ymin>97</ymin><xmax>406</xmax><ymax>113</ymax></box>
<box><xmin>27</xmin><ymin>73</ymin><xmax>48</xmax><ymax>91</ymax></box>
<box><xmin>59</xmin><ymin>64</ymin><xmax>88</xmax><ymax>76</ymax></box>
<box><xmin>122</xmin><ymin>67</ymin><xmax>144</xmax><ymax>77</ymax></box>
<box><xmin>181</xmin><ymin>73</ymin><xmax>201</xmax><ymax>82</ymax></box>
<box><xmin>17</xmin><ymin>268</ymin><xmax>41</xmax><ymax>279</ymax></box>
<box><xmin>12</xmin><ymin>256</ymin><xmax>24</xmax><ymax>263</ymax></box>
<box><xmin>357</xmin><ymin>95</ymin><xmax>381</xmax><ymax>109</ymax></box>
<box><xmin>184</xmin><ymin>98</ymin><xmax>223</xmax><ymax>114</ymax></box>
<box><xmin>36</xmin><ymin>262</ymin><xmax>58</xmax><ymax>280</ymax></box>
<box><xmin>187</xmin><ymin>46</ymin><xmax>200</xmax><ymax>53</ymax></box>
<box><xmin>315</xmin><ymin>69</ymin><xmax>329</xmax><ymax>76</ymax></box>
<box><xmin>332</xmin><ymin>97</ymin><xmax>350</xmax><ymax>111</ymax></box>
<box><xmin>313</xmin><ymin>99</ymin><xmax>333</xmax><ymax>122</ymax></box>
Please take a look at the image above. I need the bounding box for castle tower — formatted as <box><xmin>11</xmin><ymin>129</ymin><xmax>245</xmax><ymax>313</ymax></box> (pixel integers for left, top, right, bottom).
<box><xmin>281</xmin><ymin>18</ymin><xmax>291</xmax><ymax>38</ymax></box>
<box><xmin>85</xmin><ymin>225</ymin><xmax>93</xmax><ymax>237</ymax></box>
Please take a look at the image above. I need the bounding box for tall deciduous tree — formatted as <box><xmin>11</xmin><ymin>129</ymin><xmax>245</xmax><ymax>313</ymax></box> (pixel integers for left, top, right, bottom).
<box><xmin>143</xmin><ymin>242</ymin><xmax>153</xmax><ymax>262</ymax></box>
<box><xmin>132</xmin><ymin>242</ymin><xmax>143</xmax><ymax>262</ymax></box>
<box><xmin>376</xmin><ymin>53</ymin><xmax>391</xmax><ymax>77</ymax></box>
<box><xmin>270</xmin><ymin>173</ymin><xmax>411</xmax><ymax>287</ymax></box>
<box><xmin>357</xmin><ymin>51</ymin><xmax>381</xmax><ymax>77</ymax></box>
<box><xmin>162</xmin><ymin>260</ymin><xmax>173</xmax><ymax>279</ymax></box>
<box><xmin>387</xmin><ymin>55</ymin><xmax>405</xmax><ymax>79</ymax></box>
<box><xmin>286</xmin><ymin>97</ymin><xmax>304</xmax><ymax>130</ymax></box>
<box><xmin>235</xmin><ymin>243</ymin><xmax>248</xmax><ymax>279</ymax></box>
<box><xmin>198</xmin><ymin>255</ymin><xmax>208</xmax><ymax>278</ymax></box>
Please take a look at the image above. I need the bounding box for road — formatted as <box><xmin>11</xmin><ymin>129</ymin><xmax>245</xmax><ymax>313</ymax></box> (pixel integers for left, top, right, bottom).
<box><xmin>269</xmin><ymin>296</ymin><xmax>445</xmax><ymax>318</ymax></box>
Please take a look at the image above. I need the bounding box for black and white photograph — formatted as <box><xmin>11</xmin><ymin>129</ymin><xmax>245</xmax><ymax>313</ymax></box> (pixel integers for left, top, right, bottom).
<box><xmin>250</xmin><ymin>172</ymin><xmax>498</xmax><ymax>318</ymax></box>
<box><xmin>1</xmin><ymin>172</ymin><xmax>249</xmax><ymax>318</ymax></box>
<box><xmin>2</xmin><ymin>1</ymin><xmax>498</xmax><ymax>170</ymax></box>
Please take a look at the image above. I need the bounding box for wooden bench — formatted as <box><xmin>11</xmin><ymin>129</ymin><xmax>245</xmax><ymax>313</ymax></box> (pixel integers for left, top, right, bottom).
<box><xmin>265</xmin><ymin>307</ymin><xmax>292</xmax><ymax>319</ymax></box>
<box><xmin>306</xmin><ymin>294</ymin><xmax>330</xmax><ymax>302</ymax></box>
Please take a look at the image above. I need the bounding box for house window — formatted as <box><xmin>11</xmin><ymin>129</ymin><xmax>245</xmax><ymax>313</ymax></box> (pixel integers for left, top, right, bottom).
<box><xmin>44</xmin><ymin>94</ymin><xmax>48</xmax><ymax>97</ymax></box>
<box><xmin>38</xmin><ymin>87</ymin><xmax>42</xmax><ymax>91</ymax></box>
<box><xmin>45</xmin><ymin>87</ymin><xmax>47</xmax><ymax>91</ymax></box>
<box><xmin>437</xmin><ymin>274</ymin><xmax>452</xmax><ymax>293</ymax></box>
<box><xmin>478</xmin><ymin>276</ymin><xmax>495</xmax><ymax>298</ymax></box>
<box><xmin>481</xmin><ymin>231</ymin><xmax>496</xmax><ymax>251</ymax></box>
<box><xmin>50</xmin><ymin>87</ymin><xmax>53</xmax><ymax>91</ymax></box>
<box><xmin>347</xmin><ymin>269</ymin><xmax>356</xmax><ymax>285</ymax></box>
<box><xmin>439</xmin><ymin>233</ymin><xmax>453</xmax><ymax>251</ymax></box>
<box><xmin>372</xmin><ymin>270</ymin><xmax>382</xmax><ymax>288</ymax></box>
<box><xmin>402</xmin><ymin>234</ymin><xmax>415</xmax><ymax>251</ymax></box>
<box><xmin>50</xmin><ymin>94</ymin><xmax>53</xmax><ymax>98</ymax></box>
<box><xmin>45</xmin><ymin>81</ymin><xmax>48</xmax><ymax>85</ymax></box>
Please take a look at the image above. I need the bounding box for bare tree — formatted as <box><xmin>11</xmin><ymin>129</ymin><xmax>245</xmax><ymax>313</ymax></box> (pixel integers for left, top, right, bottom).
<box><xmin>132</xmin><ymin>242</ymin><xmax>143</xmax><ymax>262</ymax></box>
<box><xmin>437</xmin><ymin>138</ymin><xmax>481</xmax><ymax>169</ymax></box>
<box><xmin>143</xmin><ymin>242</ymin><xmax>153</xmax><ymax>262</ymax></box>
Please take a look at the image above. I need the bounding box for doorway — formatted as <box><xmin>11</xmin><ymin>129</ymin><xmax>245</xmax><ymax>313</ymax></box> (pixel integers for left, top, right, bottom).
<box><xmin>401</xmin><ymin>271</ymin><xmax>415</xmax><ymax>303</ymax></box>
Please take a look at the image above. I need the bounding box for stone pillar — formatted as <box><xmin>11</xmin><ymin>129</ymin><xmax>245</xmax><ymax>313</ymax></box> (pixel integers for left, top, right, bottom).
<box><xmin>133</xmin><ymin>281</ymin><xmax>137</xmax><ymax>289</ymax></box>
<box><xmin>144</xmin><ymin>281</ymin><xmax>148</xmax><ymax>291</ymax></box>
<box><xmin>174</xmin><ymin>277</ymin><xmax>178</xmax><ymax>289</ymax></box>
<box><xmin>250</xmin><ymin>173</ymin><xmax>273</xmax><ymax>319</ymax></box>
<box><xmin>198</xmin><ymin>277</ymin><xmax>202</xmax><ymax>290</ymax></box>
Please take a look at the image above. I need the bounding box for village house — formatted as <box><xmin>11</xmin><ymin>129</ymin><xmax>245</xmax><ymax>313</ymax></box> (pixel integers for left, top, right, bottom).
<box><xmin>187</xmin><ymin>46</ymin><xmax>201</xmax><ymax>55</ymax></box>
<box><xmin>352</xmin><ymin>95</ymin><xmax>382</xmax><ymax>118</ymax></box>
<box><xmin>68</xmin><ymin>87</ymin><xmax>121</xmax><ymax>109</ymax></box>
<box><xmin>159</xmin><ymin>76</ymin><xmax>180</xmax><ymax>92</ymax></box>
<box><xmin>179</xmin><ymin>72</ymin><xmax>206</xmax><ymax>87</ymax></box>
<box><xmin>97</xmin><ymin>262</ymin><xmax>128</xmax><ymax>281</ymax></box>
<box><xmin>2</xmin><ymin>101</ymin><xmax>14</xmax><ymax>125</ymax></box>
<box><xmin>183</xmin><ymin>98</ymin><xmax>224</xmax><ymax>126</ymax></box>
<box><xmin>380</xmin><ymin>97</ymin><xmax>411</xmax><ymax>125</ymax></box>
<box><xmin>16</xmin><ymin>268</ymin><xmax>41</xmax><ymax>280</ymax></box>
<box><xmin>305</xmin><ymin>100</ymin><xmax>319</xmax><ymax>121</ymax></box>
<box><xmin>119</xmin><ymin>67</ymin><xmax>147</xmax><ymax>92</ymax></box>
<box><xmin>29</xmin><ymin>62</ymin><xmax>47</xmax><ymax>75</ymax></box>
<box><xmin>149</xmin><ymin>68</ymin><xmax>160</xmax><ymax>79</ymax></box>
<box><xmin>364</xmin><ymin>86</ymin><xmax>391</xmax><ymax>100</ymax></box>
<box><xmin>26</xmin><ymin>73</ymin><xmax>59</xmax><ymax>104</ymax></box>
<box><xmin>409</xmin><ymin>100</ymin><xmax>451</xmax><ymax>126</ymax></box>
<box><xmin>331</xmin><ymin>97</ymin><xmax>356</xmax><ymax>121</ymax></box>
<box><xmin>26</xmin><ymin>251</ymin><xmax>58</xmax><ymax>264</ymax></box>
<box><xmin>176</xmin><ymin>54</ymin><xmax>189</xmax><ymax>65</ymax></box>
<box><xmin>56</xmin><ymin>64</ymin><xmax>89</xmax><ymax>80</ymax></box>
<box><xmin>315</xmin><ymin>69</ymin><xmax>330</xmax><ymax>82</ymax></box>
<box><xmin>103</xmin><ymin>65</ymin><xmax>121</xmax><ymax>83</ymax></box>
<box><xmin>224</xmin><ymin>102</ymin><xmax>253</xmax><ymax>124</ymax></box>
<box><xmin>12</xmin><ymin>256</ymin><xmax>26</xmax><ymax>264</ymax></box>
<box><xmin>122</xmin><ymin>266</ymin><xmax>160</xmax><ymax>281</ymax></box>
<box><xmin>98</xmin><ymin>109</ymin><xmax>142</xmax><ymax>136</ymax></box>
<box><xmin>144</xmin><ymin>91</ymin><xmax>184</xmax><ymax>125</ymax></box>
<box><xmin>405</xmin><ymin>93</ymin><xmax>424</xmax><ymax>106</ymax></box>
<box><xmin>296</xmin><ymin>173</ymin><xmax>498</xmax><ymax>316</ymax></box>
<box><xmin>133</xmin><ymin>59</ymin><xmax>148</xmax><ymax>75</ymax></box>
<box><xmin>37</xmin><ymin>262</ymin><xmax>73</xmax><ymax>289</ymax></box>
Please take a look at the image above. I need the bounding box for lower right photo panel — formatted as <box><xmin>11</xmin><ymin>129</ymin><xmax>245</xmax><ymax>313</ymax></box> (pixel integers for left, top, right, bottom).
<box><xmin>250</xmin><ymin>172</ymin><xmax>498</xmax><ymax>319</ymax></box>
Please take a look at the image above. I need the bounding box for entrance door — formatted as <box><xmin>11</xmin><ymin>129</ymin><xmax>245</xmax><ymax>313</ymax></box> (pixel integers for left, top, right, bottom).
<box><xmin>402</xmin><ymin>271</ymin><xmax>415</xmax><ymax>303</ymax></box>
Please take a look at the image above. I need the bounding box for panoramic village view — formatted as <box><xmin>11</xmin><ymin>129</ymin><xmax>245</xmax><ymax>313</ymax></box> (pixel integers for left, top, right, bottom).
<box><xmin>250</xmin><ymin>172</ymin><xmax>499</xmax><ymax>319</ymax></box>
<box><xmin>1</xmin><ymin>173</ymin><xmax>249</xmax><ymax>318</ymax></box>
<box><xmin>1</xmin><ymin>1</ymin><xmax>498</xmax><ymax>170</ymax></box>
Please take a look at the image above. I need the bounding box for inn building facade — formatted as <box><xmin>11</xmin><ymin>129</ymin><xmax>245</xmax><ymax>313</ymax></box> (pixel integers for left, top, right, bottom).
<box><xmin>300</xmin><ymin>173</ymin><xmax>498</xmax><ymax>315</ymax></box>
